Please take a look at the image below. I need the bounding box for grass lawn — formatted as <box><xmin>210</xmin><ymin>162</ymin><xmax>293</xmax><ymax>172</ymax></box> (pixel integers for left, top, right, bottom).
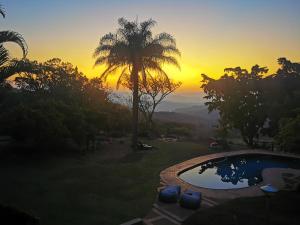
<box><xmin>184</xmin><ymin>191</ymin><xmax>300</xmax><ymax>225</ymax></box>
<box><xmin>0</xmin><ymin>140</ymin><xmax>211</xmax><ymax>225</ymax></box>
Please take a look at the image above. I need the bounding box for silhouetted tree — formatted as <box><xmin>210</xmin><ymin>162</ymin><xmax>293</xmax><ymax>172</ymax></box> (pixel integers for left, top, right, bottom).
<box><xmin>119</xmin><ymin>72</ymin><xmax>181</xmax><ymax>131</ymax></box>
<box><xmin>0</xmin><ymin>59</ymin><xmax>112</xmax><ymax>149</ymax></box>
<box><xmin>262</xmin><ymin>58</ymin><xmax>300</xmax><ymax>138</ymax></box>
<box><xmin>139</xmin><ymin>75</ymin><xmax>181</xmax><ymax>131</ymax></box>
<box><xmin>93</xmin><ymin>18</ymin><xmax>180</xmax><ymax>149</ymax></box>
<box><xmin>263</xmin><ymin>58</ymin><xmax>300</xmax><ymax>152</ymax></box>
<box><xmin>276</xmin><ymin>113</ymin><xmax>300</xmax><ymax>152</ymax></box>
<box><xmin>202</xmin><ymin>65</ymin><xmax>268</xmax><ymax>147</ymax></box>
<box><xmin>0</xmin><ymin>3</ymin><xmax>29</xmax><ymax>83</ymax></box>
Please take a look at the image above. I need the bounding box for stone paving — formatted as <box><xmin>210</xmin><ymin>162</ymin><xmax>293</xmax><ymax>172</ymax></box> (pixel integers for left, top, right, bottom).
<box><xmin>263</xmin><ymin>168</ymin><xmax>300</xmax><ymax>190</ymax></box>
<box><xmin>142</xmin><ymin>149</ymin><xmax>300</xmax><ymax>225</ymax></box>
<box><xmin>160</xmin><ymin>149</ymin><xmax>300</xmax><ymax>201</ymax></box>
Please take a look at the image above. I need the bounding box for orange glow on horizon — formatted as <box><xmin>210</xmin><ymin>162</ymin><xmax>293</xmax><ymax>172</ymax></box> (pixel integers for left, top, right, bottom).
<box><xmin>6</xmin><ymin>39</ymin><xmax>298</xmax><ymax>93</ymax></box>
<box><xmin>3</xmin><ymin>1</ymin><xmax>300</xmax><ymax>93</ymax></box>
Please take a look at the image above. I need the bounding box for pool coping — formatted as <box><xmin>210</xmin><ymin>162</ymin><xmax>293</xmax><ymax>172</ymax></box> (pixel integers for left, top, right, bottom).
<box><xmin>160</xmin><ymin>149</ymin><xmax>300</xmax><ymax>203</ymax></box>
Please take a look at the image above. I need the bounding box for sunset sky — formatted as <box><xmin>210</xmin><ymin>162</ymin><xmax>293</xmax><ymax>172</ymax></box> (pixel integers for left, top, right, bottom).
<box><xmin>2</xmin><ymin>0</ymin><xmax>300</xmax><ymax>92</ymax></box>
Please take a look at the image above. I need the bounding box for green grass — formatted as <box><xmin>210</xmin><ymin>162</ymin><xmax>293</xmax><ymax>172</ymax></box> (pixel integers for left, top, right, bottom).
<box><xmin>184</xmin><ymin>191</ymin><xmax>300</xmax><ymax>225</ymax></box>
<box><xmin>0</xmin><ymin>140</ymin><xmax>210</xmax><ymax>225</ymax></box>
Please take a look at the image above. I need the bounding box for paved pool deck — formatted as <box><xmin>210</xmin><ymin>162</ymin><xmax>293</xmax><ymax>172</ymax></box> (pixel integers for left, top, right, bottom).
<box><xmin>142</xmin><ymin>150</ymin><xmax>300</xmax><ymax>225</ymax></box>
<box><xmin>160</xmin><ymin>149</ymin><xmax>300</xmax><ymax>202</ymax></box>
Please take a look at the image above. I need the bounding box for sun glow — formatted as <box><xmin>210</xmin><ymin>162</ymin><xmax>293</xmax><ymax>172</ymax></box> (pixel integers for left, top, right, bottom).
<box><xmin>3</xmin><ymin>0</ymin><xmax>300</xmax><ymax>92</ymax></box>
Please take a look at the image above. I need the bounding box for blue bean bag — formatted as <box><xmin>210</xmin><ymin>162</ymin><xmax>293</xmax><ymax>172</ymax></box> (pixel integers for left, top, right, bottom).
<box><xmin>179</xmin><ymin>189</ymin><xmax>202</xmax><ymax>209</ymax></box>
<box><xmin>158</xmin><ymin>185</ymin><xmax>181</xmax><ymax>203</ymax></box>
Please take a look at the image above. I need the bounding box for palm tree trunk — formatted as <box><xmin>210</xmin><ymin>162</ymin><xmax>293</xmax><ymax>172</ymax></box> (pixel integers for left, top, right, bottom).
<box><xmin>131</xmin><ymin>65</ymin><xmax>139</xmax><ymax>150</ymax></box>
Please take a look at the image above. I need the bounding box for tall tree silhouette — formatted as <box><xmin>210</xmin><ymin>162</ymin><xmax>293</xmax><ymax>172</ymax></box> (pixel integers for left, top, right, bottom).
<box><xmin>119</xmin><ymin>72</ymin><xmax>181</xmax><ymax>131</ymax></box>
<box><xmin>0</xmin><ymin>3</ymin><xmax>29</xmax><ymax>83</ymax></box>
<box><xmin>202</xmin><ymin>65</ymin><xmax>268</xmax><ymax>147</ymax></box>
<box><xmin>94</xmin><ymin>18</ymin><xmax>180</xmax><ymax>149</ymax></box>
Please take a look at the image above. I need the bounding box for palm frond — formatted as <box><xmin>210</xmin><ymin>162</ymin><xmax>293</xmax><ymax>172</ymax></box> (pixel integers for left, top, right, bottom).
<box><xmin>99</xmin><ymin>33</ymin><xmax>116</xmax><ymax>46</ymax></box>
<box><xmin>93</xmin><ymin>44</ymin><xmax>113</xmax><ymax>58</ymax></box>
<box><xmin>117</xmin><ymin>18</ymin><xmax>139</xmax><ymax>41</ymax></box>
<box><xmin>118</xmin><ymin>18</ymin><xmax>129</xmax><ymax>28</ymax></box>
<box><xmin>154</xmin><ymin>33</ymin><xmax>176</xmax><ymax>45</ymax></box>
<box><xmin>108</xmin><ymin>42</ymin><xmax>130</xmax><ymax>64</ymax></box>
<box><xmin>143</xmin><ymin>59</ymin><xmax>169</xmax><ymax>79</ymax></box>
<box><xmin>0</xmin><ymin>31</ymin><xmax>28</xmax><ymax>57</ymax></box>
<box><xmin>154</xmin><ymin>55</ymin><xmax>180</xmax><ymax>69</ymax></box>
<box><xmin>143</xmin><ymin>43</ymin><xmax>180</xmax><ymax>60</ymax></box>
<box><xmin>0</xmin><ymin>4</ymin><xmax>5</xmax><ymax>18</ymax></box>
<box><xmin>140</xmin><ymin>19</ymin><xmax>156</xmax><ymax>41</ymax></box>
<box><xmin>0</xmin><ymin>44</ymin><xmax>9</xmax><ymax>66</ymax></box>
<box><xmin>141</xmin><ymin>67</ymin><xmax>148</xmax><ymax>87</ymax></box>
<box><xmin>140</xmin><ymin>19</ymin><xmax>156</xmax><ymax>32</ymax></box>
<box><xmin>162</xmin><ymin>45</ymin><xmax>181</xmax><ymax>56</ymax></box>
<box><xmin>99</xmin><ymin>65</ymin><xmax>118</xmax><ymax>81</ymax></box>
<box><xmin>0</xmin><ymin>59</ymin><xmax>36</xmax><ymax>83</ymax></box>
<box><xmin>94</xmin><ymin>56</ymin><xmax>108</xmax><ymax>67</ymax></box>
<box><xmin>116</xmin><ymin>67</ymin><xmax>129</xmax><ymax>89</ymax></box>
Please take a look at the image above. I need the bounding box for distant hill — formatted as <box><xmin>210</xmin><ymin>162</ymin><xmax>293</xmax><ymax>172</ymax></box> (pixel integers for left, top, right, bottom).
<box><xmin>154</xmin><ymin>105</ymin><xmax>218</xmax><ymax>127</ymax></box>
<box><xmin>154</xmin><ymin>104</ymin><xmax>219</xmax><ymax>139</ymax></box>
<box><xmin>174</xmin><ymin>105</ymin><xmax>219</xmax><ymax>122</ymax></box>
<box><xmin>111</xmin><ymin>91</ymin><xmax>220</xmax><ymax>138</ymax></box>
<box><xmin>155</xmin><ymin>92</ymin><xmax>206</xmax><ymax>111</ymax></box>
<box><xmin>153</xmin><ymin>111</ymin><xmax>201</xmax><ymax>125</ymax></box>
<box><xmin>111</xmin><ymin>91</ymin><xmax>207</xmax><ymax>112</ymax></box>
<box><xmin>156</xmin><ymin>101</ymin><xmax>198</xmax><ymax>112</ymax></box>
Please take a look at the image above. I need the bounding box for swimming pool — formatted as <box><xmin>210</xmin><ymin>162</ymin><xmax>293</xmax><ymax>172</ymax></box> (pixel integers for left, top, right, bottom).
<box><xmin>179</xmin><ymin>154</ymin><xmax>300</xmax><ymax>189</ymax></box>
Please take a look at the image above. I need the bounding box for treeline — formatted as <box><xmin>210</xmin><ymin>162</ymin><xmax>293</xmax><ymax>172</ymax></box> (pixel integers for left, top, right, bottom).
<box><xmin>0</xmin><ymin>59</ymin><xmax>131</xmax><ymax>151</ymax></box>
<box><xmin>1</xmin><ymin>3</ymin><xmax>182</xmax><ymax>150</ymax></box>
<box><xmin>202</xmin><ymin>58</ymin><xmax>300</xmax><ymax>152</ymax></box>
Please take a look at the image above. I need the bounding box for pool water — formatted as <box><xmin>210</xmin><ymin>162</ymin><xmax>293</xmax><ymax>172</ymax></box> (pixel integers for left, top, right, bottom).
<box><xmin>179</xmin><ymin>154</ymin><xmax>300</xmax><ymax>189</ymax></box>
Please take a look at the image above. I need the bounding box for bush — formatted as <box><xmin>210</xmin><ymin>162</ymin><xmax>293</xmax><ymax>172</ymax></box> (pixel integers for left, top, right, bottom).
<box><xmin>0</xmin><ymin>204</ymin><xmax>39</xmax><ymax>225</ymax></box>
<box><xmin>0</xmin><ymin>59</ymin><xmax>132</xmax><ymax>152</ymax></box>
<box><xmin>1</xmin><ymin>100</ymin><xmax>68</xmax><ymax>143</ymax></box>
<box><xmin>276</xmin><ymin>114</ymin><xmax>300</xmax><ymax>152</ymax></box>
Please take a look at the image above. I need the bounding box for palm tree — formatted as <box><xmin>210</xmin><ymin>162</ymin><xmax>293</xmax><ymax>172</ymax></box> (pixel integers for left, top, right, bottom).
<box><xmin>0</xmin><ymin>3</ymin><xmax>5</xmax><ymax>18</ymax></box>
<box><xmin>0</xmin><ymin>3</ymin><xmax>28</xmax><ymax>84</ymax></box>
<box><xmin>94</xmin><ymin>18</ymin><xmax>180</xmax><ymax>149</ymax></box>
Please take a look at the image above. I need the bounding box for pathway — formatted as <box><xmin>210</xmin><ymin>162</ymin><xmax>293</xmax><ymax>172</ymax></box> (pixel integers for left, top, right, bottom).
<box><xmin>142</xmin><ymin>181</ymin><xmax>219</xmax><ymax>225</ymax></box>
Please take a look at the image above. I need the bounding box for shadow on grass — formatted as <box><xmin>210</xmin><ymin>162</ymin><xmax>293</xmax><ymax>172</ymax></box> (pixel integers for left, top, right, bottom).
<box><xmin>118</xmin><ymin>152</ymin><xmax>146</xmax><ymax>163</ymax></box>
<box><xmin>184</xmin><ymin>191</ymin><xmax>300</xmax><ymax>225</ymax></box>
<box><xmin>0</xmin><ymin>140</ymin><xmax>208</xmax><ymax>225</ymax></box>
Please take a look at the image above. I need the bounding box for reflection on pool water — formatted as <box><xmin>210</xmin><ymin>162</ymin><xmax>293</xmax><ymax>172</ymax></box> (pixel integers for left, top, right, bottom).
<box><xmin>179</xmin><ymin>154</ymin><xmax>300</xmax><ymax>189</ymax></box>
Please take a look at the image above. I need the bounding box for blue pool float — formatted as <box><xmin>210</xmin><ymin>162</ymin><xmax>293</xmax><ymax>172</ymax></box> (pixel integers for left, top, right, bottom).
<box><xmin>179</xmin><ymin>189</ymin><xmax>202</xmax><ymax>209</ymax></box>
<box><xmin>159</xmin><ymin>185</ymin><xmax>181</xmax><ymax>203</ymax></box>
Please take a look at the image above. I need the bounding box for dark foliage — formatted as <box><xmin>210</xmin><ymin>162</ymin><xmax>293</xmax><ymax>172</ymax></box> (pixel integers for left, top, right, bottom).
<box><xmin>202</xmin><ymin>58</ymin><xmax>300</xmax><ymax>152</ymax></box>
<box><xmin>0</xmin><ymin>204</ymin><xmax>39</xmax><ymax>225</ymax></box>
<box><xmin>0</xmin><ymin>58</ymin><xmax>131</xmax><ymax>151</ymax></box>
<box><xmin>94</xmin><ymin>18</ymin><xmax>180</xmax><ymax>149</ymax></box>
